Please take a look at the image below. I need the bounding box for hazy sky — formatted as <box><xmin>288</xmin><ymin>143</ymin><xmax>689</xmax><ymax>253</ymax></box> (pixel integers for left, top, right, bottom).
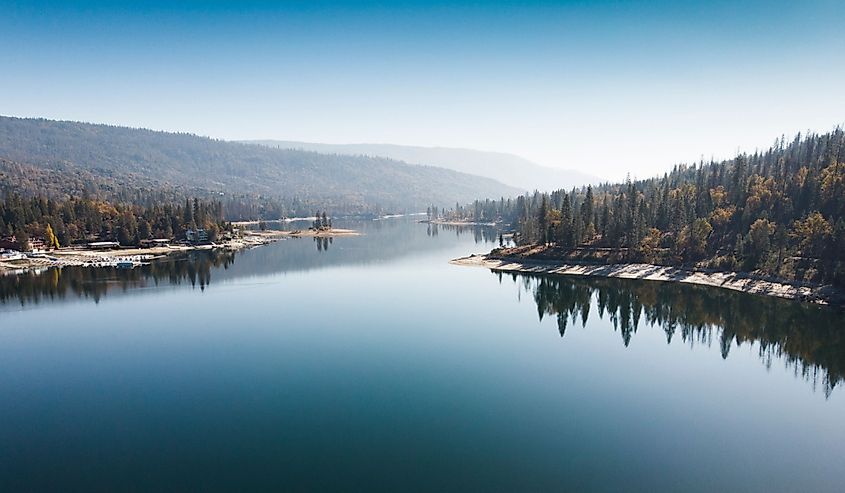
<box><xmin>1</xmin><ymin>0</ymin><xmax>843</xmax><ymax>180</ymax></box>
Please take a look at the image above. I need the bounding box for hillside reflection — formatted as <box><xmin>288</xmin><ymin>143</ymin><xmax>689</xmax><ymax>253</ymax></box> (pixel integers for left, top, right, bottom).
<box><xmin>501</xmin><ymin>271</ymin><xmax>845</xmax><ymax>397</ymax></box>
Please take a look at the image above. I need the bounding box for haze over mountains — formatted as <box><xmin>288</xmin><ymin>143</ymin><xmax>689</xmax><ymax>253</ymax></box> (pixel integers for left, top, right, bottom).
<box><xmin>0</xmin><ymin>116</ymin><xmax>519</xmax><ymax>213</ymax></box>
<box><xmin>244</xmin><ymin>141</ymin><xmax>601</xmax><ymax>192</ymax></box>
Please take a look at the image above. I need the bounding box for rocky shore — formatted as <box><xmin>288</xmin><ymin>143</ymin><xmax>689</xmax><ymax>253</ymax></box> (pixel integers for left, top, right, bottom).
<box><xmin>451</xmin><ymin>254</ymin><xmax>844</xmax><ymax>307</ymax></box>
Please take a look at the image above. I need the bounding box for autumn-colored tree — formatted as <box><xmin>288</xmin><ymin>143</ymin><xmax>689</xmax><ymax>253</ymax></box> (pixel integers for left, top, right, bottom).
<box><xmin>636</xmin><ymin>228</ymin><xmax>662</xmax><ymax>264</ymax></box>
<box><xmin>676</xmin><ymin>218</ymin><xmax>712</xmax><ymax>262</ymax></box>
<box><xmin>748</xmin><ymin>219</ymin><xmax>774</xmax><ymax>253</ymax></box>
<box><xmin>44</xmin><ymin>223</ymin><xmax>60</xmax><ymax>249</ymax></box>
<box><xmin>791</xmin><ymin>212</ymin><xmax>833</xmax><ymax>258</ymax></box>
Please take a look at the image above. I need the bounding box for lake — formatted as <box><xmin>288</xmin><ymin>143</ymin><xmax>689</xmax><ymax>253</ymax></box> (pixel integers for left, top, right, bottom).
<box><xmin>1</xmin><ymin>217</ymin><xmax>843</xmax><ymax>491</ymax></box>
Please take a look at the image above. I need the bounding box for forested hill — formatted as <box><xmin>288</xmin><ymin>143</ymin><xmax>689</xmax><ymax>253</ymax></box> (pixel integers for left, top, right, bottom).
<box><xmin>456</xmin><ymin>127</ymin><xmax>845</xmax><ymax>286</ymax></box>
<box><xmin>0</xmin><ymin>116</ymin><xmax>519</xmax><ymax>212</ymax></box>
<box><xmin>243</xmin><ymin>140</ymin><xmax>601</xmax><ymax>191</ymax></box>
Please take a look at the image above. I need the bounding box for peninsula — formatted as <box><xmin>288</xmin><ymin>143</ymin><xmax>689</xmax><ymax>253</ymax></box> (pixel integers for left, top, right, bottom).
<box><xmin>448</xmin><ymin>128</ymin><xmax>845</xmax><ymax>307</ymax></box>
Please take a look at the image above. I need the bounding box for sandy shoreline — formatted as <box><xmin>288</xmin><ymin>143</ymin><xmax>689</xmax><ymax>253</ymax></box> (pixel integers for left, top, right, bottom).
<box><xmin>0</xmin><ymin>228</ymin><xmax>360</xmax><ymax>272</ymax></box>
<box><xmin>0</xmin><ymin>238</ymin><xmax>264</xmax><ymax>272</ymax></box>
<box><xmin>451</xmin><ymin>254</ymin><xmax>844</xmax><ymax>306</ymax></box>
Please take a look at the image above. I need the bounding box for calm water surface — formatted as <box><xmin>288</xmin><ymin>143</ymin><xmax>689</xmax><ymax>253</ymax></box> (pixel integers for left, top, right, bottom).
<box><xmin>1</xmin><ymin>218</ymin><xmax>843</xmax><ymax>491</ymax></box>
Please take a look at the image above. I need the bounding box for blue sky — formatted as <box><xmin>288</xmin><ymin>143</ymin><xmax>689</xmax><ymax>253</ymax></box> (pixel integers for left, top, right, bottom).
<box><xmin>1</xmin><ymin>0</ymin><xmax>843</xmax><ymax>180</ymax></box>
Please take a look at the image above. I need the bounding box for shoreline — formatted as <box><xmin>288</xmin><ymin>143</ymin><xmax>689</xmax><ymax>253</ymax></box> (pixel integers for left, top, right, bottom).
<box><xmin>0</xmin><ymin>239</ymin><xmax>266</xmax><ymax>272</ymax></box>
<box><xmin>0</xmin><ymin>228</ymin><xmax>360</xmax><ymax>272</ymax></box>
<box><xmin>450</xmin><ymin>254</ymin><xmax>845</xmax><ymax>307</ymax></box>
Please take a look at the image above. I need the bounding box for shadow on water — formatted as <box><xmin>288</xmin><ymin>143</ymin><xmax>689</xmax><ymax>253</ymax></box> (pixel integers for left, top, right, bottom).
<box><xmin>498</xmin><ymin>270</ymin><xmax>845</xmax><ymax>397</ymax></box>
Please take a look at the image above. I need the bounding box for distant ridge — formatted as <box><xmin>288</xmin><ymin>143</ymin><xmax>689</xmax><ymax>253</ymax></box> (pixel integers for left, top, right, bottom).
<box><xmin>0</xmin><ymin>116</ymin><xmax>520</xmax><ymax>211</ymax></box>
<box><xmin>243</xmin><ymin>141</ymin><xmax>602</xmax><ymax>191</ymax></box>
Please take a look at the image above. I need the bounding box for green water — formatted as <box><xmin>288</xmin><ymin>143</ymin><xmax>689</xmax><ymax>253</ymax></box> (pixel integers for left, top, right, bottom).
<box><xmin>1</xmin><ymin>218</ymin><xmax>843</xmax><ymax>491</ymax></box>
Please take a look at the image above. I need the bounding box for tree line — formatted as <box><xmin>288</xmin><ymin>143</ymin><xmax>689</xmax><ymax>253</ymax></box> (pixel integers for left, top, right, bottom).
<box><xmin>0</xmin><ymin>195</ymin><xmax>231</xmax><ymax>249</ymax></box>
<box><xmin>456</xmin><ymin>128</ymin><xmax>845</xmax><ymax>286</ymax></box>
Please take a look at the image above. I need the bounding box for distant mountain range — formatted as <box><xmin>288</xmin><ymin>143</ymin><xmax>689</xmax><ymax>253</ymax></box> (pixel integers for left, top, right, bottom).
<box><xmin>243</xmin><ymin>141</ymin><xmax>602</xmax><ymax>191</ymax></box>
<box><xmin>0</xmin><ymin>116</ymin><xmax>520</xmax><ymax>212</ymax></box>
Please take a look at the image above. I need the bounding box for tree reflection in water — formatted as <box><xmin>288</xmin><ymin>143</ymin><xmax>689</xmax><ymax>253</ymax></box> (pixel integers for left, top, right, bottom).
<box><xmin>499</xmin><ymin>271</ymin><xmax>845</xmax><ymax>397</ymax></box>
<box><xmin>0</xmin><ymin>249</ymin><xmax>236</xmax><ymax>306</ymax></box>
<box><xmin>314</xmin><ymin>236</ymin><xmax>331</xmax><ymax>252</ymax></box>
<box><xmin>426</xmin><ymin>223</ymin><xmax>501</xmax><ymax>244</ymax></box>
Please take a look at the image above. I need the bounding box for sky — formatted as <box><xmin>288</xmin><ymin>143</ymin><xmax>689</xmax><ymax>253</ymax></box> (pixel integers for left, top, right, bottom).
<box><xmin>1</xmin><ymin>0</ymin><xmax>843</xmax><ymax>181</ymax></box>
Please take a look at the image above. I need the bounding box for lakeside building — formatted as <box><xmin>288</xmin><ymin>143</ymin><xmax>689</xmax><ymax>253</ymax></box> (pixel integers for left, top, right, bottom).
<box><xmin>88</xmin><ymin>241</ymin><xmax>121</xmax><ymax>250</ymax></box>
<box><xmin>29</xmin><ymin>238</ymin><xmax>47</xmax><ymax>252</ymax></box>
<box><xmin>186</xmin><ymin>229</ymin><xmax>209</xmax><ymax>244</ymax></box>
<box><xmin>140</xmin><ymin>238</ymin><xmax>171</xmax><ymax>248</ymax></box>
<box><xmin>0</xmin><ymin>237</ymin><xmax>19</xmax><ymax>250</ymax></box>
<box><xmin>0</xmin><ymin>235</ymin><xmax>47</xmax><ymax>252</ymax></box>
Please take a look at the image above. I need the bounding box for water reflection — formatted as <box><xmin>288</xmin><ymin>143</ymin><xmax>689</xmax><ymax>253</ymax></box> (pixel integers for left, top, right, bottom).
<box><xmin>314</xmin><ymin>236</ymin><xmax>331</xmax><ymax>252</ymax></box>
<box><xmin>0</xmin><ymin>250</ymin><xmax>236</xmax><ymax>306</ymax></box>
<box><xmin>501</xmin><ymin>271</ymin><xmax>845</xmax><ymax>396</ymax></box>
<box><xmin>0</xmin><ymin>219</ymin><xmax>502</xmax><ymax>308</ymax></box>
<box><xmin>426</xmin><ymin>222</ymin><xmax>502</xmax><ymax>244</ymax></box>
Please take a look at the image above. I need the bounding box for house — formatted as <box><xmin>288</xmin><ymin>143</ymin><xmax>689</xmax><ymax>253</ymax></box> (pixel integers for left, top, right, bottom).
<box><xmin>29</xmin><ymin>238</ymin><xmax>47</xmax><ymax>253</ymax></box>
<box><xmin>0</xmin><ymin>235</ymin><xmax>48</xmax><ymax>252</ymax></box>
<box><xmin>0</xmin><ymin>237</ymin><xmax>18</xmax><ymax>250</ymax></box>
<box><xmin>186</xmin><ymin>228</ymin><xmax>209</xmax><ymax>244</ymax></box>
<box><xmin>140</xmin><ymin>238</ymin><xmax>171</xmax><ymax>248</ymax></box>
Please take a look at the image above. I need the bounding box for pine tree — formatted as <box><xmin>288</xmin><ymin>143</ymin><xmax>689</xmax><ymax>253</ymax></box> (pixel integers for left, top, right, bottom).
<box><xmin>537</xmin><ymin>196</ymin><xmax>549</xmax><ymax>245</ymax></box>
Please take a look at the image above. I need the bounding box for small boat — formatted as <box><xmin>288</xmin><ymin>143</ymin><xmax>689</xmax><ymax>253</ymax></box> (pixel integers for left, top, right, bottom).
<box><xmin>116</xmin><ymin>261</ymin><xmax>135</xmax><ymax>269</ymax></box>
